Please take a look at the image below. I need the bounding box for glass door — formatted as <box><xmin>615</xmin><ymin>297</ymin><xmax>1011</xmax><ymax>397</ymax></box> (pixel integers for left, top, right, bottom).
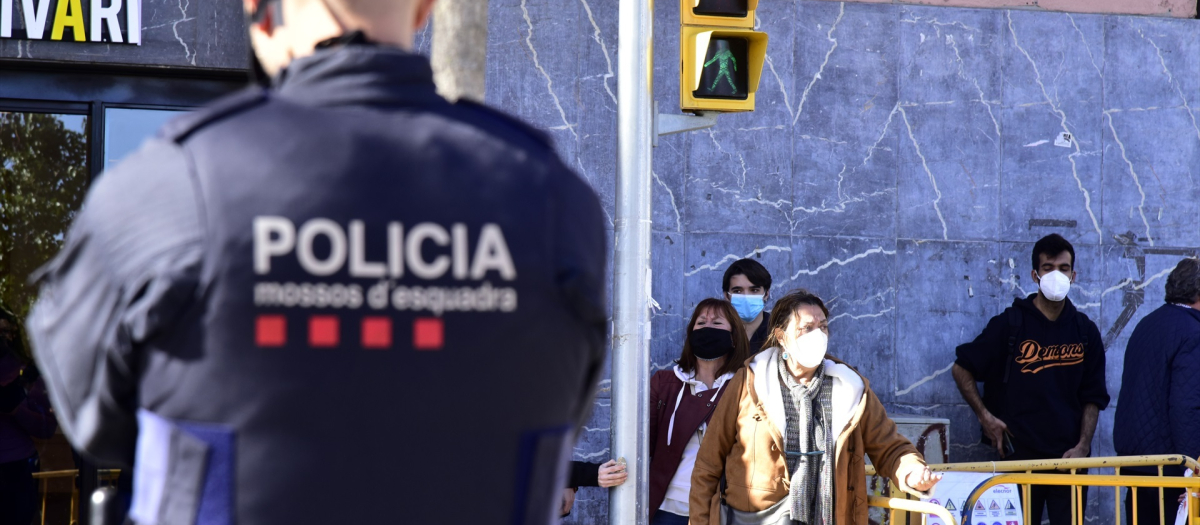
<box><xmin>0</xmin><ymin>108</ymin><xmax>90</xmax><ymax>525</ymax></box>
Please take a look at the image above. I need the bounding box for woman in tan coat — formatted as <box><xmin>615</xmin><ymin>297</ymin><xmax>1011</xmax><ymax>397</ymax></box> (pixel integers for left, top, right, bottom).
<box><xmin>689</xmin><ymin>289</ymin><xmax>942</xmax><ymax>525</ymax></box>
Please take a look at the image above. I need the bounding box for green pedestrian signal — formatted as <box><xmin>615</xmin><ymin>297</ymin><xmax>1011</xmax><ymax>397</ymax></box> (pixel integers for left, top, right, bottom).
<box><xmin>695</xmin><ymin>38</ymin><xmax>748</xmax><ymax>100</ymax></box>
<box><xmin>679</xmin><ymin>0</ymin><xmax>766</xmax><ymax>113</ymax></box>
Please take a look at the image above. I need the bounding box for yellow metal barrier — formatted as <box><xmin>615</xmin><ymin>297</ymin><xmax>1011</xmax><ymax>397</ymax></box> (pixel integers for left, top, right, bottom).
<box><xmin>869</xmin><ymin>495</ymin><xmax>959</xmax><ymax>525</ymax></box>
<box><xmin>32</xmin><ymin>469</ymin><xmax>121</xmax><ymax>525</ymax></box>
<box><xmin>867</xmin><ymin>455</ymin><xmax>1200</xmax><ymax>525</ymax></box>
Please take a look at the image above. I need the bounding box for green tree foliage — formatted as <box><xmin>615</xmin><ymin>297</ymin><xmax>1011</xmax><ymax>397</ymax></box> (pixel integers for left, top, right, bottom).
<box><xmin>0</xmin><ymin>112</ymin><xmax>89</xmax><ymax>330</ymax></box>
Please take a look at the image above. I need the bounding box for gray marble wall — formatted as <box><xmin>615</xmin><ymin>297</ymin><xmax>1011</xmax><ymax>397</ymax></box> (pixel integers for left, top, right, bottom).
<box><xmin>483</xmin><ymin>1</ymin><xmax>1200</xmax><ymax>523</ymax></box>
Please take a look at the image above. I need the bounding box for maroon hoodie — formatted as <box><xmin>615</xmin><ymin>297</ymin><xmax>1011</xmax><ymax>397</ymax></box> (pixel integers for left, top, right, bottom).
<box><xmin>648</xmin><ymin>368</ymin><xmax>731</xmax><ymax>521</ymax></box>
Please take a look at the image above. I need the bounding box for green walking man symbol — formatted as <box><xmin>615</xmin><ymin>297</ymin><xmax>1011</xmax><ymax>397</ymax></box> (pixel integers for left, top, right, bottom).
<box><xmin>704</xmin><ymin>40</ymin><xmax>738</xmax><ymax>94</ymax></box>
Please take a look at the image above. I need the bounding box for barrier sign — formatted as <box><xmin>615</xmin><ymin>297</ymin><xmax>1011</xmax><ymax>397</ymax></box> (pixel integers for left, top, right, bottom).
<box><xmin>921</xmin><ymin>472</ymin><xmax>1024</xmax><ymax>525</ymax></box>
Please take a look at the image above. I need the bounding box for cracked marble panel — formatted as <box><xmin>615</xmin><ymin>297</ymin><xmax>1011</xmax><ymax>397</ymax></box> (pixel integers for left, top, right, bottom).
<box><xmin>895</xmin><ymin>240</ymin><xmax>1005</xmax><ymax>404</ymax></box>
<box><xmin>486</xmin><ymin>0</ymin><xmax>586</xmax><ymax>185</ymax></box>
<box><xmin>1000</xmin><ymin>11</ymin><xmax>1105</xmax><ymax>245</ymax></box>
<box><xmin>0</xmin><ymin>0</ymin><xmax>246</xmax><ymax>69</ymax></box>
<box><xmin>792</xmin><ymin>236</ymin><xmax>898</xmax><ymax>403</ymax></box>
<box><xmin>897</xmin><ymin>6</ymin><xmax>1004</xmax><ymax>242</ymax></box>
<box><xmin>1101</xmin><ymin>107</ymin><xmax>1200</xmax><ymax>248</ymax></box>
<box><xmin>1104</xmin><ymin>15</ymin><xmax>1200</xmax><ymax>112</ymax></box>
<box><xmin>652</xmin><ymin>0</ymin><xmax>688</xmax><ymax>233</ymax></box>
<box><xmin>685</xmin><ymin>127</ymin><xmax>795</xmax><ymax>235</ymax></box>
<box><xmin>792</xmin><ymin>2</ymin><xmax>901</xmax><ymax>239</ymax></box>
<box><xmin>651</xmin><ymin>232</ymin><xmax>688</xmax><ymax>374</ymax></box>
<box><xmin>572</xmin><ymin>0</ymin><xmax>619</xmax><ymax>224</ymax></box>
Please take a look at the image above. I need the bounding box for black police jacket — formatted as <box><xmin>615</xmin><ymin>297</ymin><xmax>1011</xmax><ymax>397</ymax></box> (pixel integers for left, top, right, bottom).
<box><xmin>27</xmin><ymin>45</ymin><xmax>608</xmax><ymax>525</ymax></box>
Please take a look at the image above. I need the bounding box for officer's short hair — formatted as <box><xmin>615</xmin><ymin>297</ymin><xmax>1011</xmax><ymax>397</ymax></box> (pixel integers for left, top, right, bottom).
<box><xmin>1165</xmin><ymin>258</ymin><xmax>1200</xmax><ymax>305</ymax></box>
<box><xmin>1032</xmin><ymin>234</ymin><xmax>1076</xmax><ymax>271</ymax></box>
<box><xmin>722</xmin><ymin>258</ymin><xmax>773</xmax><ymax>293</ymax></box>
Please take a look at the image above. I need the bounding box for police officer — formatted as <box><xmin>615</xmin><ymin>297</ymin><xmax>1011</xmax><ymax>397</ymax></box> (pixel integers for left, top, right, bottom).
<box><xmin>25</xmin><ymin>1</ymin><xmax>608</xmax><ymax>523</ymax></box>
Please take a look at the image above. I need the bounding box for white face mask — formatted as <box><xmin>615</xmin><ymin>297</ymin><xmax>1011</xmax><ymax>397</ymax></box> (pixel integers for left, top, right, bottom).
<box><xmin>783</xmin><ymin>328</ymin><xmax>828</xmax><ymax>369</ymax></box>
<box><xmin>1038</xmin><ymin>270</ymin><xmax>1072</xmax><ymax>302</ymax></box>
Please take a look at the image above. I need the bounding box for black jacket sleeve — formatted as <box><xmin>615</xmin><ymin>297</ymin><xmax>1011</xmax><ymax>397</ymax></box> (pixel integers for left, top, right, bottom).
<box><xmin>1078</xmin><ymin>319</ymin><xmax>1110</xmax><ymax>409</ymax></box>
<box><xmin>955</xmin><ymin>312</ymin><xmax>1008</xmax><ymax>381</ymax></box>
<box><xmin>24</xmin><ymin>139</ymin><xmax>204</xmax><ymax>467</ymax></box>
<box><xmin>549</xmin><ymin>160</ymin><xmax>609</xmax><ymax>433</ymax></box>
<box><xmin>568</xmin><ymin>461</ymin><xmax>601</xmax><ymax>489</ymax></box>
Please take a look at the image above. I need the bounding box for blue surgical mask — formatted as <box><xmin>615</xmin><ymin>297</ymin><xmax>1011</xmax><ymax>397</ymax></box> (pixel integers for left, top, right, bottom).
<box><xmin>729</xmin><ymin>294</ymin><xmax>765</xmax><ymax>322</ymax></box>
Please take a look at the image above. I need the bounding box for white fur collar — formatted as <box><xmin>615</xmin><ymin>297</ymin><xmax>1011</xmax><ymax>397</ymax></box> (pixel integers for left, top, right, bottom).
<box><xmin>748</xmin><ymin>348</ymin><xmax>866</xmax><ymax>440</ymax></box>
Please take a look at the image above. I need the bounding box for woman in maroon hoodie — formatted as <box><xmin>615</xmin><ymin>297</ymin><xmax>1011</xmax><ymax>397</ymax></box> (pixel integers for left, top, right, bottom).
<box><xmin>0</xmin><ymin>306</ymin><xmax>57</xmax><ymax>525</ymax></box>
<box><xmin>649</xmin><ymin>298</ymin><xmax>750</xmax><ymax>524</ymax></box>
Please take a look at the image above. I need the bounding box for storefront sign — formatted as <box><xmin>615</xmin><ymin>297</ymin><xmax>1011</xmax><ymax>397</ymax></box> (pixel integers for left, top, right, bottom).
<box><xmin>1</xmin><ymin>0</ymin><xmax>141</xmax><ymax>44</ymax></box>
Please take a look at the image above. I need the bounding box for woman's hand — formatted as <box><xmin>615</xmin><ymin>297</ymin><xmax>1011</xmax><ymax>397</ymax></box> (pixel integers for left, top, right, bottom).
<box><xmin>597</xmin><ymin>459</ymin><xmax>628</xmax><ymax>488</ymax></box>
<box><xmin>904</xmin><ymin>466</ymin><xmax>943</xmax><ymax>493</ymax></box>
<box><xmin>561</xmin><ymin>488</ymin><xmax>576</xmax><ymax>517</ymax></box>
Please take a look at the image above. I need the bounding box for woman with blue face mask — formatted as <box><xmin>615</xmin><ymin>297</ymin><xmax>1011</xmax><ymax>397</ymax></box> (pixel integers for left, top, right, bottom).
<box><xmin>722</xmin><ymin>259</ymin><xmax>773</xmax><ymax>354</ymax></box>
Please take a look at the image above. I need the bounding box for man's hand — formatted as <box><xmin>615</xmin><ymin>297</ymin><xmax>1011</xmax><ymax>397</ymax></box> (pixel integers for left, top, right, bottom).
<box><xmin>979</xmin><ymin>411</ymin><xmax>1009</xmax><ymax>458</ymax></box>
<box><xmin>903</xmin><ymin>465</ymin><xmax>944</xmax><ymax>493</ymax></box>
<box><xmin>597</xmin><ymin>459</ymin><xmax>628</xmax><ymax>488</ymax></box>
<box><xmin>1062</xmin><ymin>444</ymin><xmax>1090</xmax><ymax>459</ymax></box>
<box><xmin>560</xmin><ymin>488</ymin><xmax>576</xmax><ymax>517</ymax></box>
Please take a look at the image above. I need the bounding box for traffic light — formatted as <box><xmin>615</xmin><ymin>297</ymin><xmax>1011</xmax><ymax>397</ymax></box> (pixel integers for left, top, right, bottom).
<box><xmin>680</xmin><ymin>0</ymin><xmax>768</xmax><ymax>112</ymax></box>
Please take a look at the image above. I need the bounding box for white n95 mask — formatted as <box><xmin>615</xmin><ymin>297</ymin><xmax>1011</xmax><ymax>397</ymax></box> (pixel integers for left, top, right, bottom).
<box><xmin>1038</xmin><ymin>270</ymin><xmax>1071</xmax><ymax>302</ymax></box>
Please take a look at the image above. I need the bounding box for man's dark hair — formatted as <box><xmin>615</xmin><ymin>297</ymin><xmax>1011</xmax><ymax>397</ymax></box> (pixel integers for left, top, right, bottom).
<box><xmin>1031</xmin><ymin>234</ymin><xmax>1076</xmax><ymax>270</ymax></box>
<box><xmin>722</xmin><ymin>258</ymin><xmax>773</xmax><ymax>293</ymax></box>
<box><xmin>1165</xmin><ymin>258</ymin><xmax>1200</xmax><ymax>305</ymax></box>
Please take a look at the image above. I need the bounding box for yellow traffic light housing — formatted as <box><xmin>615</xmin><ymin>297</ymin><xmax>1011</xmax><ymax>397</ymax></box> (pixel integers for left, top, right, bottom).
<box><xmin>680</xmin><ymin>27</ymin><xmax>768</xmax><ymax>113</ymax></box>
<box><xmin>680</xmin><ymin>0</ymin><xmax>760</xmax><ymax>29</ymax></box>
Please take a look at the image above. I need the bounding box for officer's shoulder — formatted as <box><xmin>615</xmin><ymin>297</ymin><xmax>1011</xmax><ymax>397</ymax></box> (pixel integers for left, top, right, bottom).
<box><xmin>159</xmin><ymin>87</ymin><xmax>270</xmax><ymax>144</ymax></box>
<box><xmin>450</xmin><ymin>99</ymin><xmax>555</xmax><ymax>152</ymax></box>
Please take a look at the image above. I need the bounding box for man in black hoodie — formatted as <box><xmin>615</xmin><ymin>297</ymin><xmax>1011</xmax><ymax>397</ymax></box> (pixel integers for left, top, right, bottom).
<box><xmin>952</xmin><ymin>234</ymin><xmax>1110</xmax><ymax>525</ymax></box>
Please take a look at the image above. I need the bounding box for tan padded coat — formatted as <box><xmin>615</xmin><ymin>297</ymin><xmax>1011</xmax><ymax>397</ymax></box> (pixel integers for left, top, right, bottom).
<box><xmin>689</xmin><ymin>350</ymin><xmax>928</xmax><ymax>525</ymax></box>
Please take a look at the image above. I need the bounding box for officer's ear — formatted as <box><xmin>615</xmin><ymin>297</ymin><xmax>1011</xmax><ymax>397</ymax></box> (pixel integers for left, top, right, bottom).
<box><xmin>414</xmin><ymin>0</ymin><xmax>436</xmax><ymax>31</ymax></box>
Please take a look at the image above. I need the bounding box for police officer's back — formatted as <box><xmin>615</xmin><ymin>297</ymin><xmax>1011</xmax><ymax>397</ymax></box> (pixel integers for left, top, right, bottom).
<box><xmin>25</xmin><ymin>1</ymin><xmax>608</xmax><ymax>523</ymax></box>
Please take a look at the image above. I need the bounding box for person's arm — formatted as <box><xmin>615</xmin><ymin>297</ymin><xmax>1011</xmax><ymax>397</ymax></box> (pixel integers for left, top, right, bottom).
<box><xmin>567</xmin><ymin>461</ymin><xmax>601</xmax><ymax>489</ymax></box>
<box><xmin>859</xmin><ymin>387</ymin><xmax>940</xmax><ymax>496</ymax></box>
<box><xmin>1063</xmin><ymin>404</ymin><xmax>1099</xmax><ymax>458</ymax></box>
<box><xmin>951</xmin><ymin>364</ymin><xmax>1009</xmax><ymax>457</ymax></box>
<box><xmin>954</xmin><ymin>316</ymin><xmax>1011</xmax><ymax>457</ymax></box>
<box><xmin>25</xmin><ymin>139</ymin><xmax>203</xmax><ymax>467</ymax></box>
<box><xmin>1168</xmin><ymin>335</ymin><xmax>1200</xmax><ymax>461</ymax></box>
<box><xmin>689</xmin><ymin>370</ymin><xmax>743</xmax><ymax>525</ymax></box>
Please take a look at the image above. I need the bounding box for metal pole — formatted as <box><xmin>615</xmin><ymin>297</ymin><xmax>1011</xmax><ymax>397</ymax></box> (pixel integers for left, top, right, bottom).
<box><xmin>611</xmin><ymin>0</ymin><xmax>653</xmax><ymax>522</ymax></box>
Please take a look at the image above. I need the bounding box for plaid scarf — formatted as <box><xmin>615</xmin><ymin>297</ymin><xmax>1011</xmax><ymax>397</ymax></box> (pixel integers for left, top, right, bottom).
<box><xmin>778</xmin><ymin>358</ymin><xmax>834</xmax><ymax>525</ymax></box>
